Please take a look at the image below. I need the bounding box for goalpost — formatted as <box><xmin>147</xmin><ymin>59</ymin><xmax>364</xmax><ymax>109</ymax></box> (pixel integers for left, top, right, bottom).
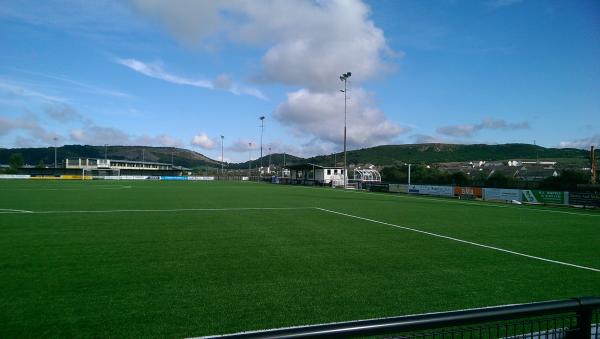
<box><xmin>81</xmin><ymin>168</ymin><xmax>94</xmax><ymax>180</ymax></box>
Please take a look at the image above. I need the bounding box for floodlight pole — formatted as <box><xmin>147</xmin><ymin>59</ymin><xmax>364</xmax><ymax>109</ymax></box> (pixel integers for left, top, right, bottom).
<box><xmin>221</xmin><ymin>135</ymin><xmax>225</xmax><ymax>175</ymax></box>
<box><xmin>53</xmin><ymin>137</ymin><xmax>58</xmax><ymax>168</ymax></box>
<box><xmin>340</xmin><ymin>72</ymin><xmax>351</xmax><ymax>187</ymax></box>
<box><xmin>408</xmin><ymin>163</ymin><xmax>412</xmax><ymax>186</ymax></box>
<box><xmin>104</xmin><ymin>144</ymin><xmax>108</xmax><ymax>160</ymax></box>
<box><xmin>248</xmin><ymin>142</ymin><xmax>252</xmax><ymax>178</ymax></box>
<box><xmin>259</xmin><ymin>116</ymin><xmax>265</xmax><ymax>177</ymax></box>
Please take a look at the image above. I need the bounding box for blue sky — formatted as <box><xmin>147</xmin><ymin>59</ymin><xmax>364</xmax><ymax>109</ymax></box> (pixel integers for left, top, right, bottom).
<box><xmin>0</xmin><ymin>0</ymin><xmax>598</xmax><ymax>162</ymax></box>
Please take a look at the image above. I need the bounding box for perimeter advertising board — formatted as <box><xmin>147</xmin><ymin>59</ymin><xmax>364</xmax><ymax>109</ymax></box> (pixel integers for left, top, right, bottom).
<box><xmin>188</xmin><ymin>176</ymin><xmax>215</xmax><ymax>181</ymax></box>
<box><xmin>104</xmin><ymin>176</ymin><xmax>149</xmax><ymax>180</ymax></box>
<box><xmin>454</xmin><ymin>186</ymin><xmax>483</xmax><ymax>198</ymax></box>
<box><xmin>389</xmin><ymin>184</ymin><xmax>408</xmax><ymax>193</ymax></box>
<box><xmin>521</xmin><ymin>190</ymin><xmax>568</xmax><ymax>204</ymax></box>
<box><xmin>483</xmin><ymin>188</ymin><xmax>521</xmax><ymax>202</ymax></box>
<box><xmin>567</xmin><ymin>192</ymin><xmax>600</xmax><ymax>207</ymax></box>
<box><xmin>160</xmin><ymin>176</ymin><xmax>188</xmax><ymax>181</ymax></box>
<box><xmin>408</xmin><ymin>184</ymin><xmax>454</xmax><ymax>197</ymax></box>
<box><xmin>0</xmin><ymin>174</ymin><xmax>30</xmax><ymax>179</ymax></box>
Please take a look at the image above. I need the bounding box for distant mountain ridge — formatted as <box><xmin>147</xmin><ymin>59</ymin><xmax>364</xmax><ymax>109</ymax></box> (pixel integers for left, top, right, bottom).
<box><xmin>0</xmin><ymin>145</ymin><xmax>219</xmax><ymax>169</ymax></box>
<box><xmin>0</xmin><ymin>143</ymin><xmax>595</xmax><ymax>169</ymax></box>
<box><xmin>307</xmin><ymin>143</ymin><xmax>594</xmax><ymax>166</ymax></box>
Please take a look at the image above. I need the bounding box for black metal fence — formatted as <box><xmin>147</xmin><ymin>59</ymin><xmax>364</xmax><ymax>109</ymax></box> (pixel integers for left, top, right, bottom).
<box><xmin>204</xmin><ymin>297</ymin><xmax>600</xmax><ymax>339</ymax></box>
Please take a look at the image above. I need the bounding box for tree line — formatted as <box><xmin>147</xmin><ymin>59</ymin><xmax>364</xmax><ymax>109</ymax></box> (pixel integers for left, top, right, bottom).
<box><xmin>380</xmin><ymin>164</ymin><xmax>594</xmax><ymax>191</ymax></box>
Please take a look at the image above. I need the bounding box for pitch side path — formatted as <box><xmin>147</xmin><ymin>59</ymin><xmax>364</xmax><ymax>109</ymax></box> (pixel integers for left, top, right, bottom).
<box><xmin>1</xmin><ymin>180</ymin><xmax>598</xmax><ymax>337</ymax></box>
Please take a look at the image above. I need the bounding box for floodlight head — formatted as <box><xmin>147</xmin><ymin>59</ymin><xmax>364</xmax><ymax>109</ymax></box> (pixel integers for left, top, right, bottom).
<box><xmin>340</xmin><ymin>72</ymin><xmax>352</xmax><ymax>81</ymax></box>
<box><xmin>260</xmin><ymin>116</ymin><xmax>265</xmax><ymax>120</ymax></box>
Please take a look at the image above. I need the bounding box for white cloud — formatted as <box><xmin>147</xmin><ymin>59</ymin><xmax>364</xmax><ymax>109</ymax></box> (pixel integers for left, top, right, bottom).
<box><xmin>130</xmin><ymin>0</ymin><xmax>224</xmax><ymax>46</ymax></box>
<box><xmin>69</xmin><ymin>125</ymin><xmax>183</xmax><ymax>147</ymax></box>
<box><xmin>410</xmin><ymin>134</ymin><xmax>449</xmax><ymax>144</ymax></box>
<box><xmin>437</xmin><ymin>117</ymin><xmax>530</xmax><ymax>138</ymax></box>
<box><xmin>0</xmin><ymin>112</ymin><xmax>62</xmax><ymax>145</ymax></box>
<box><xmin>130</xmin><ymin>0</ymin><xmax>393</xmax><ymax>91</ymax></box>
<box><xmin>139</xmin><ymin>134</ymin><xmax>183</xmax><ymax>148</ymax></box>
<box><xmin>227</xmin><ymin>138</ymin><xmax>258</xmax><ymax>153</ymax></box>
<box><xmin>212</xmin><ymin>74</ymin><xmax>233</xmax><ymax>90</ymax></box>
<box><xmin>0</xmin><ymin>79</ymin><xmax>66</xmax><ymax>103</ymax></box>
<box><xmin>116</xmin><ymin>58</ymin><xmax>267</xmax><ymax>100</ymax></box>
<box><xmin>69</xmin><ymin>128</ymin><xmax>86</xmax><ymax>141</ymax></box>
<box><xmin>191</xmin><ymin>133</ymin><xmax>216</xmax><ymax>149</ymax></box>
<box><xmin>558</xmin><ymin>135</ymin><xmax>600</xmax><ymax>149</ymax></box>
<box><xmin>117</xmin><ymin>58</ymin><xmax>212</xmax><ymax>88</ymax></box>
<box><xmin>44</xmin><ymin>103</ymin><xmax>83</xmax><ymax>123</ymax></box>
<box><xmin>274</xmin><ymin>88</ymin><xmax>408</xmax><ymax>149</ymax></box>
<box><xmin>13</xmin><ymin>69</ymin><xmax>131</xmax><ymax>98</ymax></box>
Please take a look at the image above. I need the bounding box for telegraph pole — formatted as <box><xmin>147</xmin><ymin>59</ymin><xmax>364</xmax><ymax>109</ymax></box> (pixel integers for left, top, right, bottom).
<box><xmin>592</xmin><ymin>145</ymin><xmax>597</xmax><ymax>184</ymax></box>
<box><xmin>53</xmin><ymin>137</ymin><xmax>58</xmax><ymax>168</ymax></box>
<box><xmin>248</xmin><ymin>142</ymin><xmax>252</xmax><ymax>178</ymax></box>
<box><xmin>221</xmin><ymin>135</ymin><xmax>225</xmax><ymax>175</ymax></box>
<box><xmin>259</xmin><ymin>116</ymin><xmax>265</xmax><ymax>175</ymax></box>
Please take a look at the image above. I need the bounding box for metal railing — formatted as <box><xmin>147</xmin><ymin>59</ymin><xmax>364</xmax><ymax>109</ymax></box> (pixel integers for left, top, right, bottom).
<box><xmin>204</xmin><ymin>297</ymin><xmax>600</xmax><ymax>339</ymax></box>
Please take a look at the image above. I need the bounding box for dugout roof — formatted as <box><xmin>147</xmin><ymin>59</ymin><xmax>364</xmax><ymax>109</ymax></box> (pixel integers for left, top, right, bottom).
<box><xmin>285</xmin><ymin>163</ymin><xmax>344</xmax><ymax>170</ymax></box>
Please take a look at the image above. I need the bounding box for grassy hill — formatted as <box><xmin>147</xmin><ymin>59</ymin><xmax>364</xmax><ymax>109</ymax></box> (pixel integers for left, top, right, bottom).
<box><xmin>1</xmin><ymin>143</ymin><xmax>595</xmax><ymax>169</ymax></box>
<box><xmin>229</xmin><ymin>153</ymin><xmax>305</xmax><ymax>169</ymax></box>
<box><xmin>306</xmin><ymin>143</ymin><xmax>594</xmax><ymax>166</ymax></box>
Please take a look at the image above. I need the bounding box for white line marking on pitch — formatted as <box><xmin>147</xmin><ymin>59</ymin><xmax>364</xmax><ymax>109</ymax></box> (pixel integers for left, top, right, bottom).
<box><xmin>0</xmin><ymin>209</ymin><xmax>33</xmax><ymax>213</ymax></box>
<box><xmin>0</xmin><ymin>207</ymin><xmax>314</xmax><ymax>214</ymax></box>
<box><xmin>315</xmin><ymin>207</ymin><xmax>600</xmax><ymax>273</ymax></box>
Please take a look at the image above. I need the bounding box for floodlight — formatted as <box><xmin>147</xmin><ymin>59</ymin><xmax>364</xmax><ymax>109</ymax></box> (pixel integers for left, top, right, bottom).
<box><xmin>339</xmin><ymin>72</ymin><xmax>352</xmax><ymax>187</ymax></box>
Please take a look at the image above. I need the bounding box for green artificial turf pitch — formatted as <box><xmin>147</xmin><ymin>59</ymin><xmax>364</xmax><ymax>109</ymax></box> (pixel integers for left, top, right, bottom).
<box><xmin>0</xmin><ymin>180</ymin><xmax>599</xmax><ymax>337</ymax></box>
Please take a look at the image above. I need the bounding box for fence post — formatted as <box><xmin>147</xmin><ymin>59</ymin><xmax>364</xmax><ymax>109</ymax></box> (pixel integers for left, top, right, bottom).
<box><xmin>574</xmin><ymin>297</ymin><xmax>593</xmax><ymax>339</ymax></box>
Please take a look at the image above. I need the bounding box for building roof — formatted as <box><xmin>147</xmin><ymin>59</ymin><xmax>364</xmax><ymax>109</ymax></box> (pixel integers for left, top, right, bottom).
<box><xmin>108</xmin><ymin>159</ymin><xmax>171</xmax><ymax>166</ymax></box>
<box><xmin>66</xmin><ymin>158</ymin><xmax>172</xmax><ymax>166</ymax></box>
<box><xmin>285</xmin><ymin>163</ymin><xmax>344</xmax><ymax>170</ymax></box>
